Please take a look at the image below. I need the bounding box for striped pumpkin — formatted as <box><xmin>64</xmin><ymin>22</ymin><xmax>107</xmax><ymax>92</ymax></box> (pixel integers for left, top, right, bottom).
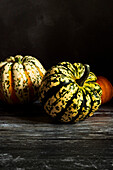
<box><xmin>0</xmin><ymin>55</ymin><xmax>46</xmax><ymax>104</ymax></box>
<box><xmin>39</xmin><ymin>62</ymin><xmax>102</xmax><ymax>123</ymax></box>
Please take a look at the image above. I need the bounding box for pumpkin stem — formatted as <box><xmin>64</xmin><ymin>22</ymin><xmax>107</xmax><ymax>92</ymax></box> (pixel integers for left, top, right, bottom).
<box><xmin>76</xmin><ymin>64</ymin><xmax>90</xmax><ymax>86</ymax></box>
<box><xmin>15</xmin><ymin>55</ymin><xmax>23</xmax><ymax>63</ymax></box>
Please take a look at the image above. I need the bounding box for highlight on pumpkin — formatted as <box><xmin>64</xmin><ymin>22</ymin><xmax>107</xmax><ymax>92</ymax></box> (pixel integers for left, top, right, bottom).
<box><xmin>96</xmin><ymin>76</ymin><xmax>113</xmax><ymax>104</ymax></box>
<box><xmin>0</xmin><ymin>55</ymin><xmax>46</xmax><ymax>104</ymax></box>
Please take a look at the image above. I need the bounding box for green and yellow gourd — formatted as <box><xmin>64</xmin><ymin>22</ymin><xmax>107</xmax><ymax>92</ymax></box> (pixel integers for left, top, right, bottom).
<box><xmin>39</xmin><ymin>62</ymin><xmax>102</xmax><ymax>123</ymax></box>
<box><xmin>0</xmin><ymin>55</ymin><xmax>46</xmax><ymax>104</ymax></box>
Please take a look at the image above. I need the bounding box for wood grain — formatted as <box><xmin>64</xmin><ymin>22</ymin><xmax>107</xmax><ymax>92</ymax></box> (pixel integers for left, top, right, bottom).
<box><xmin>0</xmin><ymin>101</ymin><xmax>113</xmax><ymax>169</ymax></box>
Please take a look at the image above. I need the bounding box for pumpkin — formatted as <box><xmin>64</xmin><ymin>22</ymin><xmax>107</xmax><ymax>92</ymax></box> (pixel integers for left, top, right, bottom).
<box><xmin>96</xmin><ymin>76</ymin><xmax>113</xmax><ymax>104</ymax></box>
<box><xmin>0</xmin><ymin>55</ymin><xmax>46</xmax><ymax>104</ymax></box>
<box><xmin>39</xmin><ymin>62</ymin><xmax>102</xmax><ymax>123</ymax></box>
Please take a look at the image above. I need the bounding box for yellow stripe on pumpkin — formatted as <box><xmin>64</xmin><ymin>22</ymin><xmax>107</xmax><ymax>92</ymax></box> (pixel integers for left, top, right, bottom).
<box><xmin>24</xmin><ymin>69</ymin><xmax>34</xmax><ymax>102</ymax></box>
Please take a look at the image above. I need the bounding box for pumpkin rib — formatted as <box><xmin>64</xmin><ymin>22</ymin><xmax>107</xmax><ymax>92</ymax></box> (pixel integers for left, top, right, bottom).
<box><xmin>12</xmin><ymin>62</ymin><xmax>28</xmax><ymax>103</ymax></box>
<box><xmin>23</xmin><ymin>56</ymin><xmax>46</xmax><ymax>79</ymax></box>
<box><xmin>42</xmin><ymin>72</ymin><xmax>72</xmax><ymax>84</ymax></box>
<box><xmin>0</xmin><ymin>66</ymin><xmax>7</xmax><ymax>103</ymax></box>
<box><xmin>41</xmin><ymin>80</ymin><xmax>72</xmax><ymax>106</ymax></box>
<box><xmin>0</xmin><ymin>61</ymin><xmax>7</xmax><ymax>68</ymax></box>
<box><xmin>82</xmin><ymin>82</ymin><xmax>102</xmax><ymax>117</ymax></box>
<box><xmin>23</xmin><ymin>65</ymin><xmax>34</xmax><ymax>102</ymax></box>
<box><xmin>39</xmin><ymin>73</ymin><xmax>73</xmax><ymax>103</ymax></box>
<box><xmin>57</xmin><ymin>62</ymin><xmax>76</xmax><ymax>75</ymax></box>
<box><xmin>85</xmin><ymin>72</ymin><xmax>97</xmax><ymax>83</ymax></box>
<box><xmin>56</xmin><ymin>89</ymin><xmax>80</xmax><ymax>122</ymax></box>
<box><xmin>30</xmin><ymin>61</ymin><xmax>44</xmax><ymax>78</ymax></box>
<box><xmin>75</xmin><ymin>90</ymin><xmax>91</xmax><ymax>122</ymax></box>
<box><xmin>79</xmin><ymin>90</ymin><xmax>93</xmax><ymax>121</ymax></box>
<box><xmin>9</xmin><ymin>64</ymin><xmax>20</xmax><ymax>104</ymax></box>
<box><xmin>57</xmin><ymin>65</ymin><xmax>75</xmax><ymax>78</ymax></box>
<box><xmin>48</xmin><ymin>83</ymin><xmax>78</xmax><ymax>118</ymax></box>
<box><xmin>60</xmin><ymin>89</ymin><xmax>83</xmax><ymax>123</ymax></box>
<box><xmin>73</xmin><ymin>63</ymin><xmax>86</xmax><ymax>80</ymax></box>
<box><xmin>1</xmin><ymin>63</ymin><xmax>14</xmax><ymax>104</ymax></box>
<box><xmin>43</xmin><ymin>64</ymin><xmax>75</xmax><ymax>82</ymax></box>
<box><xmin>24</xmin><ymin>61</ymin><xmax>41</xmax><ymax>86</ymax></box>
<box><xmin>91</xmin><ymin>91</ymin><xmax>101</xmax><ymax>113</ymax></box>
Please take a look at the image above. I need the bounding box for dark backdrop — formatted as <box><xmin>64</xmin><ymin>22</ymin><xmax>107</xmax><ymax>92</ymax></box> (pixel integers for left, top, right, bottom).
<box><xmin>0</xmin><ymin>0</ymin><xmax>113</xmax><ymax>83</ymax></box>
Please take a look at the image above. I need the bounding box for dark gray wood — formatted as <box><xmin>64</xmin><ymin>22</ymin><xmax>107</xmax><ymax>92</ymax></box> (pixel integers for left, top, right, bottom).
<box><xmin>0</xmin><ymin>101</ymin><xmax>113</xmax><ymax>169</ymax></box>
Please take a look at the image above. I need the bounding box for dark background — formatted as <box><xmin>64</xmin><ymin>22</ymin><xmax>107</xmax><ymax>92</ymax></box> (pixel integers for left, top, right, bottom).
<box><xmin>0</xmin><ymin>0</ymin><xmax>113</xmax><ymax>83</ymax></box>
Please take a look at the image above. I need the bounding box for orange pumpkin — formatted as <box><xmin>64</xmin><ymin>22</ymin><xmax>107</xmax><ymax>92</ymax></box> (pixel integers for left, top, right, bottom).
<box><xmin>96</xmin><ymin>76</ymin><xmax>113</xmax><ymax>104</ymax></box>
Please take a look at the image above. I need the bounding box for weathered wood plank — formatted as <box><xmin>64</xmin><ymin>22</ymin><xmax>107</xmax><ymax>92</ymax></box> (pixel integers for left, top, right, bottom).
<box><xmin>0</xmin><ymin>139</ymin><xmax>113</xmax><ymax>170</ymax></box>
<box><xmin>0</xmin><ymin>114</ymin><xmax>113</xmax><ymax>140</ymax></box>
<box><xmin>0</xmin><ymin>101</ymin><xmax>113</xmax><ymax>169</ymax></box>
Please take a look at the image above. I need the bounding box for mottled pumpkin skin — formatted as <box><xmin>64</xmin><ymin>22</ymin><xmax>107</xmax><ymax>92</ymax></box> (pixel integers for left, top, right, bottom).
<box><xmin>0</xmin><ymin>55</ymin><xmax>46</xmax><ymax>104</ymax></box>
<box><xmin>39</xmin><ymin>62</ymin><xmax>102</xmax><ymax>123</ymax></box>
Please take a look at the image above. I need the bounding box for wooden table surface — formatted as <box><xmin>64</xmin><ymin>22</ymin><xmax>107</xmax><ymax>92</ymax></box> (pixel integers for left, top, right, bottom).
<box><xmin>0</xmin><ymin>101</ymin><xmax>113</xmax><ymax>170</ymax></box>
